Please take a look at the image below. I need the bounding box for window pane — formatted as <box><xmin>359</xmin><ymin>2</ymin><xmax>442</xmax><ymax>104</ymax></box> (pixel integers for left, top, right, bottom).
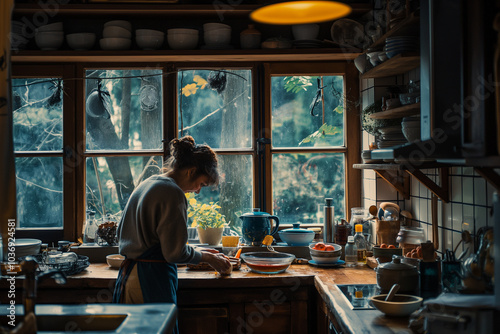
<box><xmin>12</xmin><ymin>78</ymin><xmax>63</xmax><ymax>152</ymax></box>
<box><xmin>177</xmin><ymin>69</ymin><xmax>252</xmax><ymax>149</ymax></box>
<box><xmin>86</xmin><ymin>156</ymin><xmax>162</xmax><ymax>221</ymax></box>
<box><xmin>189</xmin><ymin>155</ymin><xmax>253</xmax><ymax>235</ymax></box>
<box><xmin>16</xmin><ymin>157</ymin><xmax>63</xmax><ymax>228</ymax></box>
<box><xmin>272</xmin><ymin>153</ymin><xmax>345</xmax><ymax>224</ymax></box>
<box><xmin>85</xmin><ymin>69</ymin><xmax>163</xmax><ymax>151</ymax></box>
<box><xmin>271</xmin><ymin>75</ymin><xmax>344</xmax><ymax>147</ymax></box>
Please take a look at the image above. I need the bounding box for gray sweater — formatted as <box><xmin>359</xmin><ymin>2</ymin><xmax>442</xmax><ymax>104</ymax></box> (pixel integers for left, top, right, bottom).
<box><xmin>117</xmin><ymin>175</ymin><xmax>202</xmax><ymax>264</ymax></box>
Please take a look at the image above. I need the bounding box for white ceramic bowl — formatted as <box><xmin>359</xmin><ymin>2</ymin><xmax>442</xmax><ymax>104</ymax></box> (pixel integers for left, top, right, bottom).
<box><xmin>310</xmin><ymin>253</ymin><xmax>341</xmax><ymax>264</ymax></box>
<box><xmin>136</xmin><ymin>29</ymin><xmax>164</xmax><ymax>38</ymax></box>
<box><xmin>167</xmin><ymin>28</ymin><xmax>198</xmax><ymax>36</ymax></box>
<box><xmin>292</xmin><ymin>23</ymin><xmax>319</xmax><ymax>40</ymax></box>
<box><xmin>66</xmin><ymin>33</ymin><xmax>96</xmax><ymax>50</ymax></box>
<box><xmin>36</xmin><ymin>22</ymin><xmax>63</xmax><ymax>32</ymax></box>
<box><xmin>167</xmin><ymin>33</ymin><xmax>198</xmax><ymax>50</ymax></box>
<box><xmin>106</xmin><ymin>254</ymin><xmax>125</xmax><ymax>269</ymax></box>
<box><xmin>204</xmin><ymin>29</ymin><xmax>231</xmax><ymax>46</ymax></box>
<box><xmin>104</xmin><ymin>20</ymin><xmax>132</xmax><ymax>32</ymax></box>
<box><xmin>136</xmin><ymin>34</ymin><xmax>164</xmax><ymax>50</ymax></box>
<box><xmin>203</xmin><ymin>23</ymin><xmax>231</xmax><ymax>32</ymax></box>
<box><xmin>103</xmin><ymin>25</ymin><xmax>132</xmax><ymax>39</ymax></box>
<box><xmin>99</xmin><ymin>37</ymin><xmax>131</xmax><ymax>50</ymax></box>
<box><xmin>35</xmin><ymin>31</ymin><xmax>64</xmax><ymax>50</ymax></box>
<box><xmin>14</xmin><ymin>238</ymin><xmax>42</xmax><ymax>259</ymax></box>
<box><xmin>369</xmin><ymin>294</ymin><xmax>423</xmax><ymax>316</ymax></box>
<box><xmin>309</xmin><ymin>242</ymin><xmax>342</xmax><ymax>263</ymax></box>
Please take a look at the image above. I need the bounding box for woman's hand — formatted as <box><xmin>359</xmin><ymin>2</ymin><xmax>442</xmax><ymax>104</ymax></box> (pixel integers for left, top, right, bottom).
<box><xmin>201</xmin><ymin>251</ymin><xmax>232</xmax><ymax>275</ymax></box>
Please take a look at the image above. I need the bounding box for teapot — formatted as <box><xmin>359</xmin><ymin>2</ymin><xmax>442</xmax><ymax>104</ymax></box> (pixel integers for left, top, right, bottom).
<box><xmin>239</xmin><ymin>209</ymin><xmax>279</xmax><ymax>246</ymax></box>
<box><xmin>375</xmin><ymin>256</ymin><xmax>419</xmax><ymax>293</ymax></box>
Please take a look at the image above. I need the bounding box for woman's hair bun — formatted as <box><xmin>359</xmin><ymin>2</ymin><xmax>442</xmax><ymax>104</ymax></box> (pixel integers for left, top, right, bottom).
<box><xmin>170</xmin><ymin>136</ymin><xmax>195</xmax><ymax>159</ymax></box>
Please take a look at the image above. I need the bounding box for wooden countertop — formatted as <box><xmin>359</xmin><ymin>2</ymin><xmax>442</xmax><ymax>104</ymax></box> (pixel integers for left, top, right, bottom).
<box><xmin>1</xmin><ymin>263</ymin><xmax>412</xmax><ymax>333</ymax></box>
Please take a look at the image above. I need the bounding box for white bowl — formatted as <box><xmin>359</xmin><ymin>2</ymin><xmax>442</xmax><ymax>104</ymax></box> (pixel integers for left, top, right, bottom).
<box><xmin>106</xmin><ymin>254</ymin><xmax>125</xmax><ymax>269</ymax></box>
<box><xmin>369</xmin><ymin>294</ymin><xmax>423</xmax><ymax>316</ymax></box>
<box><xmin>14</xmin><ymin>238</ymin><xmax>42</xmax><ymax>259</ymax></box>
<box><xmin>167</xmin><ymin>28</ymin><xmax>198</xmax><ymax>36</ymax></box>
<box><xmin>292</xmin><ymin>23</ymin><xmax>319</xmax><ymax>40</ymax></box>
<box><xmin>35</xmin><ymin>31</ymin><xmax>64</xmax><ymax>50</ymax></box>
<box><xmin>203</xmin><ymin>23</ymin><xmax>231</xmax><ymax>32</ymax></box>
<box><xmin>167</xmin><ymin>33</ymin><xmax>198</xmax><ymax>50</ymax></box>
<box><xmin>310</xmin><ymin>253</ymin><xmax>341</xmax><ymax>264</ymax></box>
<box><xmin>309</xmin><ymin>243</ymin><xmax>342</xmax><ymax>264</ymax></box>
<box><xmin>104</xmin><ymin>20</ymin><xmax>132</xmax><ymax>32</ymax></box>
<box><xmin>204</xmin><ymin>29</ymin><xmax>231</xmax><ymax>46</ymax></box>
<box><xmin>36</xmin><ymin>22</ymin><xmax>63</xmax><ymax>32</ymax></box>
<box><xmin>66</xmin><ymin>33</ymin><xmax>96</xmax><ymax>50</ymax></box>
<box><xmin>136</xmin><ymin>34</ymin><xmax>164</xmax><ymax>50</ymax></box>
<box><xmin>136</xmin><ymin>29</ymin><xmax>164</xmax><ymax>38</ymax></box>
<box><xmin>103</xmin><ymin>25</ymin><xmax>132</xmax><ymax>39</ymax></box>
<box><xmin>99</xmin><ymin>37</ymin><xmax>131</xmax><ymax>50</ymax></box>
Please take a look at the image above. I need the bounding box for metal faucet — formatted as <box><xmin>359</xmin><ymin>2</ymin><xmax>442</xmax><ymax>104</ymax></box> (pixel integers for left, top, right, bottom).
<box><xmin>21</xmin><ymin>256</ymin><xmax>67</xmax><ymax>314</ymax></box>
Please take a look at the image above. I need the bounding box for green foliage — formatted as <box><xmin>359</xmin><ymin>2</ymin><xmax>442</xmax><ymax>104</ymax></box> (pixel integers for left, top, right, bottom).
<box><xmin>283</xmin><ymin>76</ymin><xmax>313</xmax><ymax>93</ymax></box>
<box><xmin>186</xmin><ymin>193</ymin><xmax>226</xmax><ymax>229</ymax></box>
<box><xmin>299</xmin><ymin>123</ymin><xmax>341</xmax><ymax>146</ymax></box>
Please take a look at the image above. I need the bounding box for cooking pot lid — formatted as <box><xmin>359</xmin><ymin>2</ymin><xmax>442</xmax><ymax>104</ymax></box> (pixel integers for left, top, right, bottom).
<box><xmin>240</xmin><ymin>208</ymin><xmax>271</xmax><ymax>217</ymax></box>
<box><xmin>279</xmin><ymin>223</ymin><xmax>314</xmax><ymax>234</ymax></box>
<box><xmin>379</xmin><ymin>256</ymin><xmax>417</xmax><ymax>270</ymax></box>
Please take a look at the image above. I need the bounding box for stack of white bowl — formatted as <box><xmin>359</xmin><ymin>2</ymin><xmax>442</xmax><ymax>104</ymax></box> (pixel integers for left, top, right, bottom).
<box><xmin>401</xmin><ymin>116</ymin><xmax>421</xmax><ymax>143</ymax></box>
<box><xmin>66</xmin><ymin>32</ymin><xmax>96</xmax><ymax>51</ymax></box>
<box><xmin>203</xmin><ymin>23</ymin><xmax>231</xmax><ymax>49</ymax></box>
<box><xmin>35</xmin><ymin>22</ymin><xmax>64</xmax><ymax>50</ymax></box>
<box><xmin>136</xmin><ymin>29</ymin><xmax>164</xmax><ymax>50</ymax></box>
<box><xmin>11</xmin><ymin>20</ymin><xmax>29</xmax><ymax>50</ymax></box>
<box><xmin>167</xmin><ymin>28</ymin><xmax>198</xmax><ymax>50</ymax></box>
<box><xmin>101</xmin><ymin>20</ymin><xmax>132</xmax><ymax>50</ymax></box>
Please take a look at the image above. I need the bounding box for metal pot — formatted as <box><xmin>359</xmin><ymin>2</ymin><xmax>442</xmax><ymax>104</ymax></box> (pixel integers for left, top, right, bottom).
<box><xmin>239</xmin><ymin>208</ymin><xmax>279</xmax><ymax>246</ymax></box>
<box><xmin>375</xmin><ymin>256</ymin><xmax>419</xmax><ymax>293</ymax></box>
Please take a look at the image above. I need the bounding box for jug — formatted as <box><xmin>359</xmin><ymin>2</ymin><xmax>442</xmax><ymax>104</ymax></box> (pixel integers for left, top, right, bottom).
<box><xmin>239</xmin><ymin>208</ymin><xmax>279</xmax><ymax>246</ymax></box>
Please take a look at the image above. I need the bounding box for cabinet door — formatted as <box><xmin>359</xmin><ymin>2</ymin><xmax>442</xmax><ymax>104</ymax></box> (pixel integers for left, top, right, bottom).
<box><xmin>178</xmin><ymin>306</ymin><xmax>229</xmax><ymax>334</ymax></box>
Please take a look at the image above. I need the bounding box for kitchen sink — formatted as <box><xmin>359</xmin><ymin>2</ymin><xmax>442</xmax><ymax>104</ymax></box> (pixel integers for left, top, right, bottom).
<box><xmin>0</xmin><ymin>303</ymin><xmax>177</xmax><ymax>333</ymax></box>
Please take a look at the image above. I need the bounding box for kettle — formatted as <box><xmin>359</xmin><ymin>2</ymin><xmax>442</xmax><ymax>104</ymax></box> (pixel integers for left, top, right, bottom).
<box><xmin>239</xmin><ymin>208</ymin><xmax>279</xmax><ymax>246</ymax></box>
<box><xmin>375</xmin><ymin>256</ymin><xmax>419</xmax><ymax>293</ymax></box>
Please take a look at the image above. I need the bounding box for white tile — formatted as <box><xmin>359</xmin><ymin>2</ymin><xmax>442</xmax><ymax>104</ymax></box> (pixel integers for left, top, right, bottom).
<box><xmin>451</xmin><ymin>167</ymin><xmax>462</xmax><ymax>175</ymax></box>
<box><xmin>462</xmin><ymin>177</ymin><xmax>474</xmax><ymax>204</ymax></box>
<box><xmin>462</xmin><ymin>205</ymin><xmax>474</xmax><ymax>221</ymax></box>
<box><xmin>443</xmin><ymin>202</ymin><xmax>452</xmax><ymax>228</ymax></box>
<box><xmin>487</xmin><ymin>182</ymin><xmax>496</xmax><ymax>207</ymax></box>
<box><xmin>474</xmin><ymin>206</ymin><xmax>487</xmax><ymax>230</ymax></box>
<box><xmin>462</xmin><ymin>167</ymin><xmax>474</xmax><ymax>176</ymax></box>
<box><xmin>420</xmin><ymin>197</ymin><xmax>428</xmax><ymax>223</ymax></box>
<box><xmin>376</xmin><ymin>177</ymin><xmax>398</xmax><ymax>200</ymax></box>
<box><xmin>441</xmin><ymin>228</ymin><xmax>453</xmax><ymax>252</ymax></box>
<box><xmin>411</xmin><ymin>197</ymin><xmax>419</xmax><ymax>221</ymax></box>
<box><xmin>487</xmin><ymin>206</ymin><xmax>495</xmax><ymax>227</ymax></box>
<box><xmin>419</xmin><ymin>181</ymin><xmax>429</xmax><ymax>199</ymax></box>
<box><xmin>373</xmin><ymin>76</ymin><xmax>397</xmax><ymax>87</ymax></box>
<box><xmin>451</xmin><ymin>176</ymin><xmax>462</xmax><ymax>202</ymax></box>
<box><xmin>474</xmin><ymin>177</ymin><xmax>487</xmax><ymax>206</ymax></box>
<box><xmin>451</xmin><ymin>203</ymin><xmax>463</xmax><ymax>230</ymax></box>
<box><xmin>411</xmin><ymin>175</ymin><xmax>419</xmax><ymax>197</ymax></box>
<box><xmin>363</xmin><ymin>169</ymin><xmax>376</xmax><ymax>180</ymax></box>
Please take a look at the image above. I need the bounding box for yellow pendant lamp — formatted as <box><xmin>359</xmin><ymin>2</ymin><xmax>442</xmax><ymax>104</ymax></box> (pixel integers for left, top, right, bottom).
<box><xmin>250</xmin><ymin>1</ymin><xmax>352</xmax><ymax>25</ymax></box>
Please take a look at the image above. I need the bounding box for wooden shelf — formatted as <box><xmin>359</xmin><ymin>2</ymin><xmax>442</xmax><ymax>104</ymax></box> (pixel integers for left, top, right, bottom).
<box><xmin>368</xmin><ymin>103</ymin><xmax>420</xmax><ymax>119</ymax></box>
<box><xmin>361</xmin><ymin>53</ymin><xmax>420</xmax><ymax>79</ymax></box>
<box><xmin>369</xmin><ymin>11</ymin><xmax>420</xmax><ymax>49</ymax></box>
<box><xmin>12</xmin><ymin>3</ymin><xmax>371</xmax><ymax>17</ymax></box>
<box><xmin>11</xmin><ymin>48</ymin><xmax>362</xmax><ymax>63</ymax></box>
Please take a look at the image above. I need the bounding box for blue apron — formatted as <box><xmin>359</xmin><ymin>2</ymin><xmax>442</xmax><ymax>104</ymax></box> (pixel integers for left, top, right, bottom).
<box><xmin>113</xmin><ymin>244</ymin><xmax>179</xmax><ymax>334</ymax></box>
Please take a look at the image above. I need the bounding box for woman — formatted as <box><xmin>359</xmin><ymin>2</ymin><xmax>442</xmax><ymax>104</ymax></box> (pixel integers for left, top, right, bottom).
<box><xmin>113</xmin><ymin>136</ymin><xmax>231</xmax><ymax>333</ymax></box>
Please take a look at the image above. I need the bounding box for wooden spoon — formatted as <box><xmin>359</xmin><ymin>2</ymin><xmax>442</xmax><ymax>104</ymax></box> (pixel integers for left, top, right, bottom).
<box><xmin>385</xmin><ymin>283</ymin><xmax>400</xmax><ymax>302</ymax></box>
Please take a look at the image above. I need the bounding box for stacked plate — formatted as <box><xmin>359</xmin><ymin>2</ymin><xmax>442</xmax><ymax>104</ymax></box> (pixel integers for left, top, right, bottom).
<box><xmin>11</xmin><ymin>20</ymin><xmax>29</xmax><ymax>50</ymax></box>
<box><xmin>100</xmin><ymin>20</ymin><xmax>132</xmax><ymax>50</ymax></box>
<box><xmin>401</xmin><ymin>116</ymin><xmax>421</xmax><ymax>142</ymax></box>
<box><xmin>385</xmin><ymin>36</ymin><xmax>418</xmax><ymax>59</ymax></box>
<box><xmin>377</xmin><ymin>125</ymin><xmax>407</xmax><ymax>148</ymax></box>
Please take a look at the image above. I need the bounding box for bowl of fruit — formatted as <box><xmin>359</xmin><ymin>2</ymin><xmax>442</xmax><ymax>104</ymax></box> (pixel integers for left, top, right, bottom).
<box><xmin>309</xmin><ymin>242</ymin><xmax>342</xmax><ymax>264</ymax></box>
<box><xmin>373</xmin><ymin>243</ymin><xmax>403</xmax><ymax>263</ymax></box>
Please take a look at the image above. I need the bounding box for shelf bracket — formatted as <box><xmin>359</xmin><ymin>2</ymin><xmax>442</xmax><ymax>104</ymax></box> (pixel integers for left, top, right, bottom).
<box><xmin>405</xmin><ymin>167</ymin><xmax>449</xmax><ymax>203</ymax></box>
<box><xmin>374</xmin><ymin>169</ymin><xmax>410</xmax><ymax>199</ymax></box>
<box><xmin>474</xmin><ymin>167</ymin><xmax>500</xmax><ymax>192</ymax></box>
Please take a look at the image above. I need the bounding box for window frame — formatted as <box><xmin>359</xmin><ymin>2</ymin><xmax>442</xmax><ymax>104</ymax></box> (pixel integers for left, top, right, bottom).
<box><xmin>11</xmin><ymin>60</ymin><xmax>361</xmax><ymax>243</ymax></box>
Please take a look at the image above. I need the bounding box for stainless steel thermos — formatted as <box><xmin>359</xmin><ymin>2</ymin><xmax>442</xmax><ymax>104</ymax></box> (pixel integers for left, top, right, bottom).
<box><xmin>323</xmin><ymin>198</ymin><xmax>335</xmax><ymax>243</ymax></box>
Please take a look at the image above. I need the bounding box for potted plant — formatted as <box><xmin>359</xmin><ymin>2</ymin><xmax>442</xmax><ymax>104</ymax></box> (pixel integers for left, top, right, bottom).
<box><xmin>186</xmin><ymin>193</ymin><xmax>226</xmax><ymax>246</ymax></box>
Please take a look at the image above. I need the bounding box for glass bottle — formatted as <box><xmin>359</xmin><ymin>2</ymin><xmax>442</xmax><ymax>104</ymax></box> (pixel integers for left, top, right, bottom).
<box><xmin>354</xmin><ymin>224</ymin><xmax>367</xmax><ymax>265</ymax></box>
<box><xmin>83</xmin><ymin>210</ymin><xmax>97</xmax><ymax>244</ymax></box>
<box><xmin>345</xmin><ymin>235</ymin><xmax>357</xmax><ymax>267</ymax></box>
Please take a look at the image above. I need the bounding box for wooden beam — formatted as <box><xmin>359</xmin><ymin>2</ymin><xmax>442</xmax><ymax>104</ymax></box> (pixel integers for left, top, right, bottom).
<box><xmin>405</xmin><ymin>168</ymin><xmax>449</xmax><ymax>203</ymax></box>
<box><xmin>374</xmin><ymin>170</ymin><xmax>410</xmax><ymax>199</ymax></box>
<box><xmin>474</xmin><ymin>167</ymin><xmax>500</xmax><ymax>192</ymax></box>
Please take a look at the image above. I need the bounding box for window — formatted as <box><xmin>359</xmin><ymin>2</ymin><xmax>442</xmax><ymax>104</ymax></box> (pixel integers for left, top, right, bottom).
<box><xmin>11</xmin><ymin>61</ymin><xmax>360</xmax><ymax>242</ymax></box>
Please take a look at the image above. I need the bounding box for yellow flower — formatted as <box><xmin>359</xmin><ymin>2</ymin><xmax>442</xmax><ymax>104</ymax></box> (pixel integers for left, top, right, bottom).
<box><xmin>182</xmin><ymin>83</ymin><xmax>198</xmax><ymax>97</ymax></box>
<box><xmin>193</xmin><ymin>75</ymin><xmax>208</xmax><ymax>89</ymax></box>
<box><xmin>189</xmin><ymin>198</ymin><xmax>197</xmax><ymax>206</ymax></box>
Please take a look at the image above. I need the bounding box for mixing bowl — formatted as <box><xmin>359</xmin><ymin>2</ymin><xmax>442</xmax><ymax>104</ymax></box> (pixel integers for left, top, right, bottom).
<box><xmin>369</xmin><ymin>294</ymin><xmax>423</xmax><ymax>316</ymax></box>
<box><xmin>241</xmin><ymin>252</ymin><xmax>295</xmax><ymax>274</ymax></box>
<box><xmin>309</xmin><ymin>242</ymin><xmax>342</xmax><ymax>264</ymax></box>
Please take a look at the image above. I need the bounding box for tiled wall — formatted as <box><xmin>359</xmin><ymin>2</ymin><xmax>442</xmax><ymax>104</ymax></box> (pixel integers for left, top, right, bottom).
<box><xmin>359</xmin><ymin>68</ymin><xmax>496</xmax><ymax>256</ymax></box>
